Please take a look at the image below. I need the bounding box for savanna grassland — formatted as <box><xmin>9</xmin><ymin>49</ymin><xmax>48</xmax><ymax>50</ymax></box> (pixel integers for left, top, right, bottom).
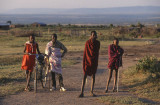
<box><xmin>0</xmin><ymin>24</ymin><xmax>160</xmax><ymax>105</ymax></box>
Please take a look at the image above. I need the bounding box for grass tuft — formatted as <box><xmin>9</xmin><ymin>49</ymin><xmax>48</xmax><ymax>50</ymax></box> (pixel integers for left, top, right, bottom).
<box><xmin>99</xmin><ymin>96</ymin><xmax>148</xmax><ymax>105</ymax></box>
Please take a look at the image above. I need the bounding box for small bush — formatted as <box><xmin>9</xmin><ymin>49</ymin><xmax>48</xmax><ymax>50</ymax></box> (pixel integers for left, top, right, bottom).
<box><xmin>122</xmin><ymin>56</ymin><xmax>160</xmax><ymax>101</ymax></box>
<box><xmin>136</xmin><ymin>56</ymin><xmax>160</xmax><ymax>73</ymax></box>
<box><xmin>156</xmin><ymin>32</ymin><xmax>160</xmax><ymax>38</ymax></box>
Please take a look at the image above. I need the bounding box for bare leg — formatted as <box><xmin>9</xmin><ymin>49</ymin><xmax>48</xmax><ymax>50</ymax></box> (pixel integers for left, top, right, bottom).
<box><xmin>113</xmin><ymin>69</ymin><xmax>118</xmax><ymax>92</ymax></box>
<box><xmin>79</xmin><ymin>74</ymin><xmax>87</xmax><ymax>97</ymax></box>
<box><xmin>105</xmin><ymin>69</ymin><xmax>113</xmax><ymax>93</ymax></box>
<box><xmin>25</xmin><ymin>70</ymin><xmax>29</xmax><ymax>90</ymax></box>
<box><xmin>90</xmin><ymin>74</ymin><xmax>96</xmax><ymax>97</ymax></box>
<box><xmin>51</xmin><ymin>71</ymin><xmax>56</xmax><ymax>88</ymax></box>
<box><xmin>91</xmin><ymin>74</ymin><xmax>95</xmax><ymax>93</ymax></box>
<box><xmin>26</xmin><ymin>73</ymin><xmax>28</xmax><ymax>81</ymax></box>
<box><xmin>26</xmin><ymin>71</ymin><xmax>32</xmax><ymax>90</ymax></box>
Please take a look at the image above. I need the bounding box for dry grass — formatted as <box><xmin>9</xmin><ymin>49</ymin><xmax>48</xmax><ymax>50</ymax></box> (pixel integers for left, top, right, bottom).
<box><xmin>99</xmin><ymin>66</ymin><xmax>160</xmax><ymax>104</ymax></box>
<box><xmin>121</xmin><ymin>66</ymin><xmax>160</xmax><ymax>102</ymax></box>
<box><xmin>99</xmin><ymin>96</ymin><xmax>148</xmax><ymax>105</ymax></box>
<box><xmin>0</xmin><ymin>30</ymin><xmax>155</xmax><ymax>97</ymax></box>
<box><xmin>0</xmin><ymin>35</ymin><xmax>78</xmax><ymax>97</ymax></box>
<box><xmin>0</xmin><ymin>64</ymin><xmax>25</xmax><ymax>97</ymax></box>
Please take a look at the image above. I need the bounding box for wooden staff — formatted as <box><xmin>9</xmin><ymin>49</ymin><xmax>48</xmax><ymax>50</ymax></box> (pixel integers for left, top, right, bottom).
<box><xmin>117</xmin><ymin>56</ymin><xmax>122</xmax><ymax>92</ymax></box>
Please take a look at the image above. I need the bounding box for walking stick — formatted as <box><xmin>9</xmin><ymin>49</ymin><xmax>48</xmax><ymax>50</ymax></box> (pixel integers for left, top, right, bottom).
<box><xmin>117</xmin><ymin>68</ymin><xmax>119</xmax><ymax>92</ymax></box>
<box><xmin>117</xmin><ymin>56</ymin><xmax>122</xmax><ymax>92</ymax></box>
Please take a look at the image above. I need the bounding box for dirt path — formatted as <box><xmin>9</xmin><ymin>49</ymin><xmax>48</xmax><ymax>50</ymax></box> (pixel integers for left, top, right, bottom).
<box><xmin>1</xmin><ymin>43</ymin><xmax>160</xmax><ymax>105</ymax></box>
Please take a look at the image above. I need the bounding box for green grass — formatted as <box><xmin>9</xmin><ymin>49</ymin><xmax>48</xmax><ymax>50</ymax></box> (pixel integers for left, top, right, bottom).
<box><xmin>121</xmin><ymin>66</ymin><xmax>160</xmax><ymax>102</ymax></box>
<box><xmin>0</xmin><ymin>34</ymin><xmax>150</xmax><ymax>56</ymax></box>
<box><xmin>99</xmin><ymin>96</ymin><xmax>149</xmax><ymax>105</ymax></box>
<box><xmin>0</xmin><ymin>31</ymin><xmax>156</xmax><ymax>97</ymax></box>
<box><xmin>0</xmin><ymin>34</ymin><xmax>80</xmax><ymax>96</ymax></box>
<box><xmin>0</xmin><ymin>64</ymin><xmax>25</xmax><ymax>97</ymax></box>
<box><xmin>62</xmin><ymin>58</ymin><xmax>78</xmax><ymax>68</ymax></box>
<box><xmin>0</xmin><ymin>57</ymin><xmax>76</xmax><ymax>97</ymax></box>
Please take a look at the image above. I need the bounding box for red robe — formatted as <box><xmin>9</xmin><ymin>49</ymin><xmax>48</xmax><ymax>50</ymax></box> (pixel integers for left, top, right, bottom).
<box><xmin>83</xmin><ymin>39</ymin><xmax>100</xmax><ymax>76</ymax></box>
<box><xmin>21</xmin><ymin>41</ymin><xmax>37</xmax><ymax>72</ymax></box>
<box><xmin>107</xmin><ymin>44</ymin><xmax>124</xmax><ymax>70</ymax></box>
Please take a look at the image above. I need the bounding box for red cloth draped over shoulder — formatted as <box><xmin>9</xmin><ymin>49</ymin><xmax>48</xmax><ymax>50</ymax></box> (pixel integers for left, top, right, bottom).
<box><xmin>21</xmin><ymin>41</ymin><xmax>37</xmax><ymax>72</ymax></box>
<box><xmin>107</xmin><ymin>44</ymin><xmax>124</xmax><ymax>70</ymax></box>
<box><xmin>83</xmin><ymin>39</ymin><xmax>100</xmax><ymax>76</ymax></box>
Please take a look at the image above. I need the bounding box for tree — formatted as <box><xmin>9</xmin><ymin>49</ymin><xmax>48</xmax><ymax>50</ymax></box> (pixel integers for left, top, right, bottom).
<box><xmin>130</xmin><ymin>24</ymin><xmax>136</xmax><ymax>27</ymax></box>
<box><xmin>109</xmin><ymin>24</ymin><xmax>114</xmax><ymax>28</ymax></box>
<box><xmin>6</xmin><ymin>21</ymin><xmax>12</xmax><ymax>25</ymax></box>
<box><xmin>137</xmin><ymin>22</ymin><xmax>144</xmax><ymax>28</ymax></box>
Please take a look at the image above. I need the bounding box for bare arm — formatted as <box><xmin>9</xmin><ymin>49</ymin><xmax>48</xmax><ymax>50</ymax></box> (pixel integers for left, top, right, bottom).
<box><xmin>23</xmin><ymin>44</ymin><xmax>26</xmax><ymax>53</ymax></box>
<box><xmin>61</xmin><ymin>43</ymin><xmax>67</xmax><ymax>58</ymax></box>
<box><xmin>61</xmin><ymin>46</ymin><xmax>67</xmax><ymax>58</ymax></box>
<box><xmin>36</xmin><ymin>43</ymin><xmax>41</xmax><ymax>54</ymax></box>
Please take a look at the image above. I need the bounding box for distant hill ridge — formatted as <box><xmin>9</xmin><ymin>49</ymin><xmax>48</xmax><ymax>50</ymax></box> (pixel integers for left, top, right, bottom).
<box><xmin>4</xmin><ymin>6</ymin><xmax>160</xmax><ymax>14</ymax></box>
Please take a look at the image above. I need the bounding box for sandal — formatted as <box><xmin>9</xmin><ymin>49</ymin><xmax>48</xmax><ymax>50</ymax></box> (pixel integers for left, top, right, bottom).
<box><xmin>90</xmin><ymin>92</ymin><xmax>97</xmax><ymax>97</ymax></box>
<box><xmin>28</xmin><ymin>86</ymin><xmax>32</xmax><ymax>91</ymax></box>
<box><xmin>78</xmin><ymin>93</ymin><xmax>84</xmax><ymax>98</ymax></box>
<box><xmin>24</xmin><ymin>87</ymin><xmax>30</xmax><ymax>92</ymax></box>
<box><xmin>105</xmin><ymin>89</ymin><xmax>108</xmax><ymax>93</ymax></box>
<box><xmin>112</xmin><ymin>89</ymin><xmax>117</xmax><ymax>92</ymax></box>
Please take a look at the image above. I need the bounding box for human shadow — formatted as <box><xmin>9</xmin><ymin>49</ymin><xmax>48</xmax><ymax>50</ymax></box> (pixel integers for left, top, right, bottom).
<box><xmin>96</xmin><ymin>69</ymin><xmax>106</xmax><ymax>74</ymax></box>
<box><xmin>0</xmin><ymin>77</ymin><xmax>25</xmax><ymax>86</ymax></box>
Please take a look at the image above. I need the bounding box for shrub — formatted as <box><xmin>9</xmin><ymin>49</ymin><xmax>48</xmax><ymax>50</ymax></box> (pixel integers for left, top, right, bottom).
<box><xmin>128</xmin><ymin>32</ymin><xmax>137</xmax><ymax>38</ymax></box>
<box><xmin>156</xmin><ymin>32</ymin><xmax>160</xmax><ymax>38</ymax></box>
<box><xmin>136</xmin><ymin>56</ymin><xmax>160</xmax><ymax>73</ymax></box>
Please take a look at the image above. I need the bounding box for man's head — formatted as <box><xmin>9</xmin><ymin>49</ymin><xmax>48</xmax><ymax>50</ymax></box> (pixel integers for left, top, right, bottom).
<box><xmin>29</xmin><ymin>34</ymin><xmax>35</xmax><ymax>43</ymax></box>
<box><xmin>113</xmin><ymin>37</ymin><xmax>119</xmax><ymax>46</ymax></box>
<box><xmin>52</xmin><ymin>34</ymin><xmax>57</xmax><ymax>43</ymax></box>
<box><xmin>90</xmin><ymin>31</ymin><xmax>97</xmax><ymax>41</ymax></box>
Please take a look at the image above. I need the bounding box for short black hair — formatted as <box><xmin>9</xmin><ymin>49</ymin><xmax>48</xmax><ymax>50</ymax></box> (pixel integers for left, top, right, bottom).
<box><xmin>113</xmin><ymin>37</ymin><xmax>119</xmax><ymax>42</ymax></box>
<box><xmin>52</xmin><ymin>33</ymin><xmax>57</xmax><ymax>39</ymax></box>
<box><xmin>91</xmin><ymin>31</ymin><xmax>97</xmax><ymax>35</ymax></box>
<box><xmin>29</xmin><ymin>34</ymin><xmax>35</xmax><ymax>38</ymax></box>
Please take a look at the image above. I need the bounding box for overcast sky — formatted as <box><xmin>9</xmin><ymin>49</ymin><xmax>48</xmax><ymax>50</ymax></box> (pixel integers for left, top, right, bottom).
<box><xmin>0</xmin><ymin>0</ymin><xmax>160</xmax><ymax>13</ymax></box>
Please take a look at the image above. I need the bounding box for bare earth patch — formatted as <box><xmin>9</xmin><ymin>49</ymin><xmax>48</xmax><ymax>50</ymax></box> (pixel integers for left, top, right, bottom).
<box><xmin>1</xmin><ymin>42</ymin><xmax>160</xmax><ymax>105</ymax></box>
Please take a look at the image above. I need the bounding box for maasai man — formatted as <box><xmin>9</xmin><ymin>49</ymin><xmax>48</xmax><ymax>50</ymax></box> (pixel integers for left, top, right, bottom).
<box><xmin>79</xmin><ymin>31</ymin><xmax>100</xmax><ymax>97</ymax></box>
<box><xmin>21</xmin><ymin>34</ymin><xmax>41</xmax><ymax>91</ymax></box>
<box><xmin>105</xmin><ymin>38</ymin><xmax>124</xmax><ymax>93</ymax></box>
<box><xmin>45</xmin><ymin>34</ymin><xmax>67</xmax><ymax>91</ymax></box>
